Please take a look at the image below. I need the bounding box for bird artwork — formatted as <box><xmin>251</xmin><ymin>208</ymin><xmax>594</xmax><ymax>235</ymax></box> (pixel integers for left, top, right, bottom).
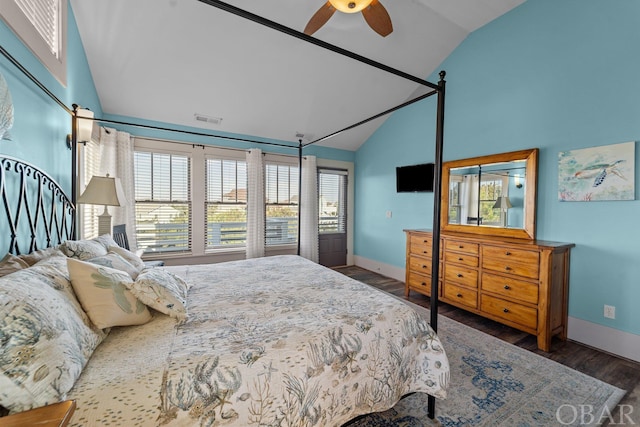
<box><xmin>573</xmin><ymin>159</ymin><xmax>626</xmax><ymax>188</ymax></box>
<box><xmin>0</xmin><ymin>72</ymin><xmax>14</xmax><ymax>141</ymax></box>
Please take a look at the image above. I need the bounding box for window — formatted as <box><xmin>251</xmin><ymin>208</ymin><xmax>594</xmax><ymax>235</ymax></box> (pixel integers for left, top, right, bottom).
<box><xmin>479</xmin><ymin>174</ymin><xmax>505</xmax><ymax>226</ymax></box>
<box><xmin>134</xmin><ymin>151</ymin><xmax>191</xmax><ymax>254</ymax></box>
<box><xmin>205</xmin><ymin>157</ymin><xmax>247</xmax><ymax>249</ymax></box>
<box><xmin>1</xmin><ymin>0</ymin><xmax>67</xmax><ymax>85</ymax></box>
<box><xmin>78</xmin><ymin>139</ymin><xmax>101</xmax><ymax>239</ymax></box>
<box><xmin>265</xmin><ymin>161</ymin><xmax>298</xmax><ymax>246</ymax></box>
<box><xmin>318</xmin><ymin>169</ymin><xmax>347</xmax><ymax>233</ymax></box>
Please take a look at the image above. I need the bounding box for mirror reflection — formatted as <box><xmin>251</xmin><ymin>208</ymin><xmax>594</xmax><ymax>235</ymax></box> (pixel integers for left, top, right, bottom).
<box><xmin>448</xmin><ymin>160</ymin><xmax>527</xmax><ymax>229</ymax></box>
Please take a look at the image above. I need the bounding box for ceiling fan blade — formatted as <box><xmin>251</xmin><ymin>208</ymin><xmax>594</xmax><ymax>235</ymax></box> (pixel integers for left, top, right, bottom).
<box><xmin>304</xmin><ymin>2</ymin><xmax>336</xmax><ymax>36</ymax></box>
<box><xmin>362</xmin><ymin>0</ymin><xmax>393</xmax><ymax>37</ymax></box>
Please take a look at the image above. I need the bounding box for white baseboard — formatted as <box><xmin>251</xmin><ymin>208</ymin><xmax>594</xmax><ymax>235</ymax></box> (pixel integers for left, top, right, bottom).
<box><xmin>568</xmin><ymin>317</ymin><xmax>640</xmax><ymax>363</ymax></box>
<box><xmin>352</xmin><ymin>256</ymin><xmax>640</xmax><ymax>363</ymax></box>
<box><xmin>353</xmin><ymin>255</ymin><xmax>405</xmax><ymax>282</ymax></box>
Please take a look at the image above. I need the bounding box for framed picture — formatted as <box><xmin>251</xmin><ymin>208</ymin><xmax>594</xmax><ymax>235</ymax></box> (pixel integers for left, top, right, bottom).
<box><xmin>558</xmin><ymin>141</ymin><xmax>635</xmax><ymax>202</ymax></box>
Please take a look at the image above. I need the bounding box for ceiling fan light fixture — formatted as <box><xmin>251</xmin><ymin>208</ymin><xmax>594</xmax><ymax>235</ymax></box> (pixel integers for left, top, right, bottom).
<box><xmin>329</xmin><ymin>0</ymin><xmax>373</xmax><ymax>14</ymax></box>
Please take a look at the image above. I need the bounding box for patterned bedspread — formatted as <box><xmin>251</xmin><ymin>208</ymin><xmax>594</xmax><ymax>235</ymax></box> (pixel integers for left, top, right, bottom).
<box><xmin>67</xmin><ymin>255</ymin><xmax>449</xmax><ymax>426</ymax></box>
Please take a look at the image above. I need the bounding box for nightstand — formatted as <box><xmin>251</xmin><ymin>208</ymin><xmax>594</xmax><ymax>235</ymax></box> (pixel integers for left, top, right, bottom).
<box><xmin>0</xmin><ymin>400</ymin><xmax>75</xmax><ymax>427</ymax></box>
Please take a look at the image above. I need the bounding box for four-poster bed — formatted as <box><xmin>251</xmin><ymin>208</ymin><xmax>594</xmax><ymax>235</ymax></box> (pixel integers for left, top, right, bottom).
<box><xmin>0</xmin><ymin>0</ymin><xmax>448</xmax><ymax>424</ymax></box>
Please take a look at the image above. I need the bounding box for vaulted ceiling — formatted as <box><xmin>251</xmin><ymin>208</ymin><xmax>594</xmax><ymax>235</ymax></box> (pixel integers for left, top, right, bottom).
<box><xmin>70</xmin><ymin>0</ymin><xmax>525</xmax><ymax>151</ymax></box>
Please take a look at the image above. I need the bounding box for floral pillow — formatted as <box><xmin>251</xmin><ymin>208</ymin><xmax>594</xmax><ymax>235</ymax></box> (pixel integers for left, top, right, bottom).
<box><xmin>86</xmin><ymin>252</ymin><xmax>141</xmax><ymax>280</ymax></box>
<box><xmin>67</xmin><ymin>258</ymin><xmax>152</xmax><ymax>329</ymax></box>
<box><xmin>0</xmin><ymin>253</ymin><xmax>29</xmax><ymax>277</ymax></box>
<box><xmin>0</xmin><ymin>257</ymin><xmax>106</xmax><ymax>413</ymax></box>
<box><xmin>60</xmin><ymin>238</ymin><xmax>108</xmax><ymax>261</ymax></box>
<box><xmin>124</xmin><ymin>268</ymin><xmax>190</xmax><ymax>320</ymax></box>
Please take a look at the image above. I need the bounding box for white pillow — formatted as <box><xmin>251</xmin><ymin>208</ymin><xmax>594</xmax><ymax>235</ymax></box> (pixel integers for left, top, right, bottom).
<box><xmin>124</xmin><ymin>268</ymin><xmax>190</xmax><ymax>320</ymax></box>
<box><xmin>67</xmin><ymin>258</ymin><xmax>152</xmax><ymax>329</ymax></box>
<box><xmin>107</xmin><ymin>245</ymin><xmax>146</xmax><ymax>272</ymax></box>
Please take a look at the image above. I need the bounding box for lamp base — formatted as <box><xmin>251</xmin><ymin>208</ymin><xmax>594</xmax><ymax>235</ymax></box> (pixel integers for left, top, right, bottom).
<box><xmin>97</xmin><ymin>206</ymin><xmax>112</xmax><ymax>236</ymax></box>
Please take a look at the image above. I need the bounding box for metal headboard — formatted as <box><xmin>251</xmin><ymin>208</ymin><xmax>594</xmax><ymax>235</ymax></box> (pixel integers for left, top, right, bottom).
<box><xmin>0</xmin><ymin>156</ymin><xmax>75</xmax><ymax>255</ymax></box>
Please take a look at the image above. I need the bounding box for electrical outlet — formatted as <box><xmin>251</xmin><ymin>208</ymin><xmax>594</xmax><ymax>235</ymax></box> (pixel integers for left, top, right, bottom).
<box><xmin>604</xmin><ymin>305</ymin><xmax>616</xmax><ymax>319</ymax></box>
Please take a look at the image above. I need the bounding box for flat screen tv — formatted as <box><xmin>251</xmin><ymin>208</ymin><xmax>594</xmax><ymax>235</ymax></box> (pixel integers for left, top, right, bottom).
<box><xmin>396</xmin><ymin>163</ymin><xmax>434</xmax><ymax>193</ymax></box>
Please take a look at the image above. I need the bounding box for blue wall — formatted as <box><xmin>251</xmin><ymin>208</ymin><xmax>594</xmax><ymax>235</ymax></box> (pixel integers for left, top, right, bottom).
<box><xmin>0</xmin><ymin>5</ymin><xmax>101</xmax><ymax>192</ymax></box>
<box><xmin>355</xmin><ymin>0</ymin><xmax>640</xmax><ymax>337</ymax></box>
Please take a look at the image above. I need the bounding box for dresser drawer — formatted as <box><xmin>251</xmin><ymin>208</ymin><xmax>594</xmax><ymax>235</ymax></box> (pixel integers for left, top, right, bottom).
<box><xmin>444</xmin><ymin>264</ymin><xmax>478</xmax><ymax>288</ymax></box>
<box><xmin>444</xmin><ymin>251</ymin><xmax>479</xmax><ymax>268</ymax></box>
<box><xmin>410</xmin><ymin>234</ymin><xmax>432</xmax><ymax>257</ymax></box>
<box><xmin>444</xmin><ymin>239</ymin><xmax>479</xmax><ymax>256</ymax></box>
<box><xmin>444</xmin><ymin>283</ymin><xmax>477</xmax><ymax>309</ymax></box>
<box><xmin>482</xmin><ymin>246</ymin><xmax>539</xmax><ymax>279</ymax></box>
<box><xmin>481</xmin><ymin>294</ymin><xmax>537</xmax><ymax>330</ymax></box>
<box><xmin>481</xmin><ymin>272</ymin><xmax>538</xmax><ymax>304</ymax></box>
<box><xmin>407</xmin><ymin>271</ymin><xmax>433</xmax><ymax>295</ymax></box>
<box><xmin>408</xmin><ymin>255</ymin><xmax>432</xmax><ymax>275</ymax></box>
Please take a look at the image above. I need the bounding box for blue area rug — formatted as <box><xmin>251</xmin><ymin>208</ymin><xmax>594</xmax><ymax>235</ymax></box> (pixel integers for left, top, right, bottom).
<box><xmin>352</xmin><ymin>301</ymin><xmax>625</xmax><ymax>427</ymax></box>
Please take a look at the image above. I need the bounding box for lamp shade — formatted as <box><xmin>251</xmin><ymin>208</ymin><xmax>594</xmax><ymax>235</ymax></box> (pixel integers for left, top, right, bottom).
<box><xmin>329</xmin><ymin>0</ymin><xmax>372</xmax><ymax>13</ymax></box>
<box><xmin>77</xmin><ymin>174</ymin><xmax>126</xmax><ymax>207</ymax></box>
<box><xmin>76</xmin><ymin>108</ymin><xmax>94</xmax><ymax>143</ymax></box>
<box><xmin>493</xmin><ymin>196</ymin><xmax>512</xmax><ymax>210</ymax></box>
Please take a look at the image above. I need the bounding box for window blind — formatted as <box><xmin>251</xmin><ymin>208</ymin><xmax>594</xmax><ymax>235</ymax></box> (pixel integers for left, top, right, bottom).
<box><xmin>205</xmin><ymin>158</ymin><xmax>247</xmax><ymax>249</ymax></box>
<box><xmin>265</xmin><ymin>162</ymin><xmax>299</xmax><ymax>246</ymax></box>
<box><xmin>318</xmin><ymin>169</ymin><xmax>347</xmax><ymax>234</ymax></box>
<box><xmin>134</xmin><ymin>151</ymin><xmax>191</xmax><ymax>254</ymax></box>
<box><xmin>79</xmin><ymin>139</ymin><xmax>101</xmax><ymax>239</ymax></box>
<box><xmin>14</xmin><ymin>0</ymin><xmax>60</xmax><ymax>57</ymax></box>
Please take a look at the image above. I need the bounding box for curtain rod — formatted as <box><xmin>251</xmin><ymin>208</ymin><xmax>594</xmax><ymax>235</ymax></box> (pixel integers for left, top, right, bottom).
<box><xmin>196</xmin><ymin>0</ymin><xmax>439</xmax><ymax>91</ymax></box>
<box><xmin>94</xmin><ymin>117</ymin><xmax>301</xmax><ymax>150</ymax></box>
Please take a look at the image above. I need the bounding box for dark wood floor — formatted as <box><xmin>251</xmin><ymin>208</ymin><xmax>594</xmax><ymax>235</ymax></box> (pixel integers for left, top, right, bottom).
<box><xmin>334</xmin><ymin>265</ymin><xmax>640</xmax><ymax>424</ymax></box>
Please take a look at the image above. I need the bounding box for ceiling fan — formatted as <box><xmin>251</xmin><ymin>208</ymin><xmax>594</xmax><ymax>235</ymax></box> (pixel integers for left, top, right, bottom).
<box><xmin>304</xmin><ymin>0</ymin><xmax>393</xmax><ymax>37</ymax></box>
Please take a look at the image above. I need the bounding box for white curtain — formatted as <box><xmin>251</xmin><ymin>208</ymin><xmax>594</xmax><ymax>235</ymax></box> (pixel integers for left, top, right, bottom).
<box><xmin>300</xmin><ymin>155</ymin><xmax>318</xmax><ymax>262</ymax></box>
<box><xmin>99</xmin><ymin>127</ymin><xmax>137</xmax><ymax>249</ymax></box>
<box><xmin>461</xmin><ymin>174</ymin><xmax>479</xmax><ymax>223</ymax></box>
<box><xmin>246</xmin><ymin>149</ymin><xmax>265</xmax><ymax>259</ymax></box>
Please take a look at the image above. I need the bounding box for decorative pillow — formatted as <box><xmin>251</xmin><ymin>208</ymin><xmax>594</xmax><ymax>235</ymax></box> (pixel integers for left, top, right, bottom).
<box><xmin>124</xmin><ymin>268</ymin><xmax>190</xmax><ymax>320</ymax></box>
<box><xmin>93</xmin><ymin>234</ymin><xmax>119</xmax><ymax>250</ymax></box>
<box><xmin>17</xmin><ymin>246</ymin><xmax>63</xmax><ymax>266</ymax></box>
<box><xmin>107</xmin><ymin>245</ymin><xmax>146</xmax><ymax>272</ymax></box>
<box><xmin>0</xmin><ymin>253</ymin><xmax>29</xmax><ymax>277</ymax></box>
<box><xmin>0</xmin><ymin>257</ymin><xmax>106</xmax><ymax>413</ymax></box>
<box><xmin>67</xmin><ymin>258</ymin><xmax>152</xmax><ymax>329</ymax></box>
<box><xmin>60</xmin><ymin>238</ymin><xmax>108</xmax><ymax>261</ymax></box>
<box><xmin>86</xmin><ymin>252</ymin><xmax>140</xmax><ymax>280</ymax></box>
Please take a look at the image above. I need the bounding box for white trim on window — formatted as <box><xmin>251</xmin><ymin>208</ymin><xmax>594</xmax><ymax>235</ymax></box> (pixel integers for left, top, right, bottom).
<box><xmin>1</xmin><ymin>0</ymin><xmax>67</xmax><ymax>86</ymax></box>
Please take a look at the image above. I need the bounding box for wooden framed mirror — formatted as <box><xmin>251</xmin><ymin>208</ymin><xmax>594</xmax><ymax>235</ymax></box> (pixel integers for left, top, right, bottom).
<box><xmin>440</xmin><ymin>148</ymin><xmax>538</xmax><ymax>239</ymax></box>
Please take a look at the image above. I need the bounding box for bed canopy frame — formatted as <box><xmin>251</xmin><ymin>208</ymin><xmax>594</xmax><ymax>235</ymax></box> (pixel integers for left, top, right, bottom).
<box><xmin>0</xmin><ymin>0</ymin><xmax>446</xmax><ymax>418</ymax></box>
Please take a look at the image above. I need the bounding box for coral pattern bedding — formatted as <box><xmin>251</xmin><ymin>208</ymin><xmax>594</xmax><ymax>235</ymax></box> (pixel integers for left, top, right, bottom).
<box><xmin>63</xmin><ymin>255</ymin><xmax>449</xmax><ymax>426</ymax></box>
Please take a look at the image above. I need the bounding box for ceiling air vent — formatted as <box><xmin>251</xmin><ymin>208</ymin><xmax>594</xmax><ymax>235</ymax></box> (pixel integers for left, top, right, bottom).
<box><xmin>194</xmin><ymin>113</ymin><xmax>222</xmax><ymax>125</ymax></box>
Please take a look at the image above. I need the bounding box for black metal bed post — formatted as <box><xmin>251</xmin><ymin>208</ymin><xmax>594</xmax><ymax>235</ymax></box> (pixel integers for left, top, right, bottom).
<box><xmin>70</xmin><ymin>104</ymin><xmax>79</xmax><ymax>239</ymax></box>
<box><xmin>427</xmin><ymin>70</ymin><xmax>446</xmax><ymax>419</ymax></box>
<box><xmin>297</xmin><ymin>140</ymin><xmax>303</xmax><ymax>256</ymax></box>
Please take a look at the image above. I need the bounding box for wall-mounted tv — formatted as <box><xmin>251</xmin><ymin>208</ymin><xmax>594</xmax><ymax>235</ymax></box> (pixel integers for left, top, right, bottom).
<box><xmin>396</xmin><ymin>163</ymin><xmax>435</xmax><ymax>193</ymax></box>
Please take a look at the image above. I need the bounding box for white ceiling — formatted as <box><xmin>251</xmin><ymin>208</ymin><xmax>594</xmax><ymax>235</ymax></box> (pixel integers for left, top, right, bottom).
<box><xmin>70</xmin><ymin>0</ymin><xmax>525</xmax><ymax>151</ymax></box>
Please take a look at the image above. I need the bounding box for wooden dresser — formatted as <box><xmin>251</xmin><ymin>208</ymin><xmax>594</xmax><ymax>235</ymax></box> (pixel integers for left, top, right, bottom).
<box><xmin>405</xmin><ymin>229</ymin><xmax>574</xmax><ymax>352</ymax></box>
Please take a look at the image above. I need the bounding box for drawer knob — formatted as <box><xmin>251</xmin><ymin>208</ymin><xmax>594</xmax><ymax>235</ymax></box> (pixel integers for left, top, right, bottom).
<box><xmin>505</xmin><ymin>266</ymin><xmax>512</xmax><ymax>271</ymax></box>
<box><xmin>504</xmin><ymin>285</ymin><xmax>511</xmax><ymax>290</ymax></box>
<box><xmin>457</xmin><ymin>273</ymin><xmax>463</xmax><ymax>278</ymax></box>
<box><xmin>456</xmin><ymin>293</ymin><xmax>462</xmax><ymax>298</ymax></box>
<box><xmin>421</xmin><ymin>282</ymin><xmax>427</xmax><ymax>286</ymax></box>
<box><xmin>503</xmin><ymin>308</ymin><xmax>509</xmax><ymax>313</ymax></box>
<box><xmin>458</xmin><ymin>245</ymin><xmax>464</xmax><ymax>249</ymax></box>
<box><xmin>422</xmin><ymin>265</ymin><xmax>428</xmax><ymax>269</ymax></box>
<box><xmin>505</xmin><ymin>251</ymin><xmax>511</xmax><ymax>256</ymax></box>
<box><xmin>423</xmin><ymin>250</ymin><xmax>428</xmax><ymax>254</ymax></box>
<box><xmin>458</xmin><ymin>257</ymin><xmax>463</xmax><ymax>261</ymax></box>
<box><xmin>423</xmin><ymin>240</ymin><xmax>428</xmax><ymax>243</ymax></box>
